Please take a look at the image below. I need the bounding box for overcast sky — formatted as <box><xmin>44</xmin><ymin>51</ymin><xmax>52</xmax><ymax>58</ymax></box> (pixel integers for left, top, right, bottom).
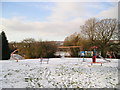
<box><xmin>0</xmin><ymin>1</ymin><xmax>118</xmax><ymax>42</ymax></box>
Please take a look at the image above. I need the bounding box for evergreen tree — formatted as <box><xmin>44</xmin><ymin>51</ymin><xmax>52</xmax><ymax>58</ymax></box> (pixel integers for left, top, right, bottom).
<box><xmin>0</xmin><ymin>33</ymin><xmax>2</xmax><ymax>59</ymax></box>
<box><xmin>1</xmin><ymin>31</ymin><xmax>10</xmax><ymax>60</ymax></box>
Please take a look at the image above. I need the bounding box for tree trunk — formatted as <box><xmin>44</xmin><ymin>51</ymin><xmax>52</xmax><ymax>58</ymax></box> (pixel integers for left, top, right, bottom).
<box><xmin>101</xmin><ymin>48</ymin><xmax>106</xmax><ymax>58</ymax></box>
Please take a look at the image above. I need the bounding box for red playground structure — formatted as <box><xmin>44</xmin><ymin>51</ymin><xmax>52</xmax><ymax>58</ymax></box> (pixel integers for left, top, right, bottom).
<box><xmin>91</xmin><ymin>46</ymin><xmax>98</xmax><ymax>63</ymax></box>
<box><xmin>90</xmin><ymin>46</ymin><xmax>103</xmax><ymax>66</ymax></box>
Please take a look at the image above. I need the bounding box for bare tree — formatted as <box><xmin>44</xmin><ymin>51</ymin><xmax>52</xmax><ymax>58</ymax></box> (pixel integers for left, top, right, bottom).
<box><xmin>20</xmin><ymin>38</ymin><xmax>36</xmax><ymax>58</ymax></box>
<box><xmin>95</xmin><ymin>19</ymin><xmax>117</xmax><ymax>57</ymax></box>
<box><xmin>64</xmin><ymin>32</ymin><xmax>81</xmax><ymax>46</ymax></box>
<box><xmin>80</xmin><ymin>18</ymin><xmax>117</xmax><ymax>57</ymax></box>
<box><xmin>96</xmin><ymin>19</ymin><xmax>117</xmax><ymax>42</ymax></box>
<box><xmin>80</xmin><ymin>18</ymin><xmax>98</xmax><ymax>45</ymax></box>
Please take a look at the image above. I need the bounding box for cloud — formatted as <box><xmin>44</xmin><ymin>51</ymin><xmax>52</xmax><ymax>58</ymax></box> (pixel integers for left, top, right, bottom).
<box><xmin>1</xmin><ymin>17</ymin><xmax>85</xmax><ymax>42</ymax></box>
<box><xmin>46</xmin><ymin>2</ymin><xmax>117</xmax><ymax>21</ymax></box>
<box><xmin>96</xmin><ymin>4</ymin><xmax>118</xmax><ymax>19</ymax></box>
<box><xmin>1</xmin><ymin>2</ymin><xmax>118</xmax><ymax>42</ymax></box>
<box><xmin>47</xmin><ymin>2</ymin><xmax>86</xmax><ymax>21</ymax></box>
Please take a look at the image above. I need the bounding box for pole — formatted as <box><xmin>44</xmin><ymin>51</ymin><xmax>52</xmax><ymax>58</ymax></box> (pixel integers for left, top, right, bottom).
<box><xmin>83</xmin><ymin>55</ymin><xmax>85</xmax><ymax>62</ymax></box>
<box><xmin>92</xmin><ymin>48</ymin><xmax>96</xmax><ymax>63</ymax></box>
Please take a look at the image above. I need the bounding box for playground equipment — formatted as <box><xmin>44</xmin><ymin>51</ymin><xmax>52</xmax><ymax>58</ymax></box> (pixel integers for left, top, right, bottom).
<box><xmin>40</xmin><ymin>57</ymin><xmax>49</xmax><ymax>64</ymax></box>
<box><xmin>10</xmin><ymin>49</ymin><xmax>23</xmax><ymax>62</ymax></box>
<box><xmin>90</xmin><ymin>46</ymin><xmax>103</xmax><ymax>66</ymax></box>
<box><xmin>79</xmin><ymin>51</ymin><xmax>85</xmax><ymax>62</ymax></box>
<box><xmin>91</xmin><ymin>46</ymin><xmax>98</xmax><ymax>63</ymax></box>
<box><xmin>99</xmin><ymin>55</ymin><xmax>111</xmax><ymax>62</ymax></box>
<box><xmin>89</xmin><ymin>46</ymin><xmax>111</xmax><ymax>65</ymax></box>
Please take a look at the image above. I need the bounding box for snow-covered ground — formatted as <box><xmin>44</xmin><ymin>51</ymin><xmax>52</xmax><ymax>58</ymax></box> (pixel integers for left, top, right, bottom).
<box><xmin>0</xmin><ymin>58</ymin><xmax>118</xmax><ymax>88</ymax></box>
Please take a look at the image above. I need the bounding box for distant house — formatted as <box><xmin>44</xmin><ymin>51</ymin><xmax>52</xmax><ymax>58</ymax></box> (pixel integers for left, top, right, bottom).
<box><xmin>54</xmin><ymin>51</ymin><xmax>71</xmax><ymax>57</ymax></box>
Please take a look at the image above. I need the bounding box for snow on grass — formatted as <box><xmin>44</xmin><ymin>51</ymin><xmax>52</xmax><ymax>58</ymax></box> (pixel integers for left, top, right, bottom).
<box><xmin>0</xmin><ymin>58</ymin><xmax>118</xmax><ymax>88</ymax></box>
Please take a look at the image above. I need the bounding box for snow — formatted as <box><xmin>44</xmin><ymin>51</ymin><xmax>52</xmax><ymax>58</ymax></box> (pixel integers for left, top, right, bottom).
<box><xmin>0</xmin><ymin>58</ymin><xmax>118</xmax><ymax>88</ymax></box>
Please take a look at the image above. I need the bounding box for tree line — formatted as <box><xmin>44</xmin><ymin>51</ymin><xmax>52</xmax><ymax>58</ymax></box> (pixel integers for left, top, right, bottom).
<box><xmin>9</xmin><ymin>39</ymin><xmax>58</xmax><ymax>59</ymax></box>
<box><xmin>1</xmin><ymin>18</ymin><xmax>120</xmax><ymax>60</ymax></box>
<box><xmin>0</xmin><ymin>31</ymin><xmax>58</xmax><ymax>60</ymax></box>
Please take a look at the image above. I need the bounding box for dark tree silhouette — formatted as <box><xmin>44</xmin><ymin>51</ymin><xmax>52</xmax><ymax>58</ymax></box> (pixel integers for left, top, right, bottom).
<box><xmin>0</xmin><ymin>33</ymin><xmax>2</xmax><ymax>59</ymax></box>
<box><xmin>1</xmin><ymin>31</ymin><xmax>10</xmax><ymax>60</ymax></box>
